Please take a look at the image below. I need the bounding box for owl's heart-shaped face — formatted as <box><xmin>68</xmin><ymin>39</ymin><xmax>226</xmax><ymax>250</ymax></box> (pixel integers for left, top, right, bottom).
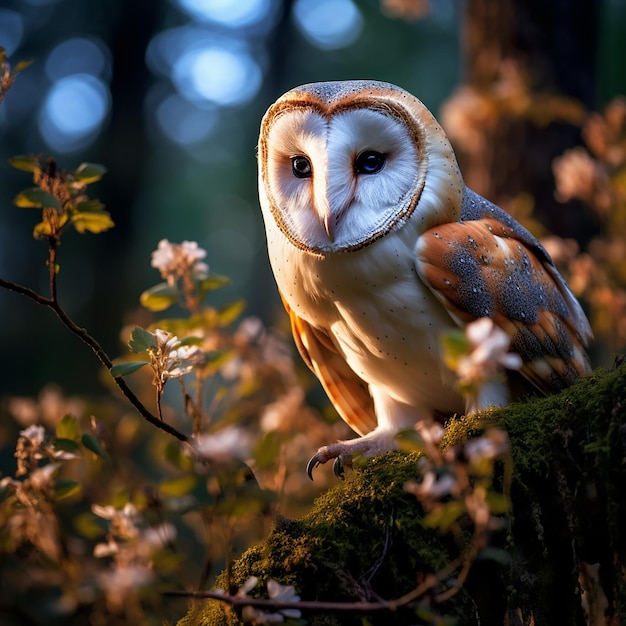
<box><xmin>262</xmin><ymin>106</ymin><xmax>421</xmax><ymax>253</ymax></box>
<box><xmin>258</xmin><ymin>81</ymin><xmax>464</xmax><ymax>255</ymax></box>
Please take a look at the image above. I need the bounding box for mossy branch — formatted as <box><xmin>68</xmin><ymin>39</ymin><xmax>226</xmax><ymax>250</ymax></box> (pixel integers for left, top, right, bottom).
<box><xmin>181</xmin><ymin>360</ymin><xmax>626</xmax><ymax>626</ymax></box>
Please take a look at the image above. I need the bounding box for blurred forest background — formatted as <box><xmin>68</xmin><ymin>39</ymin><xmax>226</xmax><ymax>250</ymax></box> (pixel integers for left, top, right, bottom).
<box><xmin>1</xmin><ymin>0</ymin><xmax>623</xmax><ymax>401</ymax></box>
<box><xmin>1</xmin><ymin>1</ymin><xmax>626</xmax><ymax>623</ymax></box>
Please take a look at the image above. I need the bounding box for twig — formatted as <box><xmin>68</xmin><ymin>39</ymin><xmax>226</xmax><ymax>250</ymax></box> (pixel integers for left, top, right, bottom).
<box><xmin>0</xmin><ymin>273</ymin><xmax>191</xmax><ymax>446</ymax></box>
<box><xmin>162</xmin><ymin>557</ymin><xmax>462</xmax><ymax>614</ymax></box>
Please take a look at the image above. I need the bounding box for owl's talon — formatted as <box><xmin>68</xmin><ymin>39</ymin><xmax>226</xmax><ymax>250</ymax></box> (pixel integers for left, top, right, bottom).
<box><xmin>332</xmin><ymin>456</ymin><xmax>345</xmax><ymax>479</ymax></box>
<box><xmin>306</xmin><ymin>454</ymin><xmax>322</xmax><ymax>481</ymax></box>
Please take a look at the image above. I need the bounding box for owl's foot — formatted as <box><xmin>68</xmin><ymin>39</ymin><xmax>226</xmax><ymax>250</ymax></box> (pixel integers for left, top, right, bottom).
<box><xmin>306</xmin><ymin>429</ymin><xmax>398</xmax><ymax>480</ymax></box>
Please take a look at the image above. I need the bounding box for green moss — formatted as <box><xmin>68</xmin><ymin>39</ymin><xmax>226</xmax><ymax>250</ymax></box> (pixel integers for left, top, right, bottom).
<box><xmin>180</xmin><ymin>362</ymin><xmax>626</xmax><ymax>626</ymax></box>
<box><xmin>182</xmin><ymin>453</ymin><xmax>477</xmax><ymax>625</ymax></box>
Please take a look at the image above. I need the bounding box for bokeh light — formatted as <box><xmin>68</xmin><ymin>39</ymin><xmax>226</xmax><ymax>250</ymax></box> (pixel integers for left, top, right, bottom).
<box><xmin>147</xmin><ymin>27</ymin><xmax>263</xmax><ymax>108</ymax></box>
<box><xmin>0</xmin><ymin>10</ymin><xmax>24</xmax><ymax>56</ymax></box>
<box><xmin>172</xmin><ymin>44</ymin><xmax>262</xmax><ymax>106</ymax></box>
<box><xmin>155</xmin><ymin>93</ymin><xmax>218</xmax><ymax>145</ymax></box>
<box><xmin>175</xmin><ymin>0</ymin><xmax>272</xmax><ymax>28</ymax></box>
<box><xmin>39</xmin><ymin>74</ymin><xmax>111</xmax><ymax>152</ymax></box>
<box><xmin>45</xmin><ymin>37</ymin><xmax>111</xmax><ymax>81</ymax></box>
<box><xmin>293</xmin><ymin>0</ymin><xmax>363</xmax><ymax>50</ymax></box>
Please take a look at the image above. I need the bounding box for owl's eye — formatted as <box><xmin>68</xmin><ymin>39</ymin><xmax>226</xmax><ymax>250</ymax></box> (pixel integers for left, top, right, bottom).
<box><xmin>354</xmin><ymin>151</ymin><xmax>387</xmax><ymax>175</ymax></box>
<box><xmin>291</xmin><ymin>156</ymin><xmax>312</xmax><ymax>178</ymax></box>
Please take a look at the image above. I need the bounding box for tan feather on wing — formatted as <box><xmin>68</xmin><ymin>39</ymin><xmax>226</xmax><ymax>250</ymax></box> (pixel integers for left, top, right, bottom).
<box><xmin>281</xmin><ymin>295</ymin><xmax>377</xmax><ymax>436</ymax></box>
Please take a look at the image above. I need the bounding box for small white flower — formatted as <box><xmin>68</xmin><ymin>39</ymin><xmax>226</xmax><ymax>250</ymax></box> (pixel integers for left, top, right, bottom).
<box><xmin>98</xmin><ymin>563</ymin><xmax>154</xmax><ymax>611</ymax></box>
<box><xmin>260</xmin><ymin>388</ymin><xmax>304</xmax><ymax>433</ymax></box>
<box><xmin>141</xmin><ymin>522</ymin><xmax>177</xmax><ymax>549</ymax></box>
<box><xmin>150</xmin><ymin>239</ymin><xmax>209</xmax><ymax>285</ymax></box>
<box><xmin>457</xmin><ymin>318</ymin><xmax>522</xmax><ymax>385</ymax></box>
<box><xmin>151</xmin><ymin>239</ymin><xmax>176</xmax><ymax>274</ymax></box>
<box><xmin>410</xmin><ymin>470</ymin><xmax>457</xmax><ymax>500</ymax></box>
<box><xmin>240</xmin><ymin>579</ymin><xmax>301</xmax><ymax>624</ymax></box>
<box><xmin>196</xmin><ymin>426</ymin><xmax>252</xmax><ymax>462</ymax></box>
<box><xmin>180</xmin><ymin>240</ymin><xmax>207</xmax><ymax>264</ymax></box>
<box><xmin>29</xmin><ymin>463</ymin><xmax>60</xmax><ymax>490</ymax></box>
<box><xmin>19</xmin><ymin>424</ymin><xmax>45</xmax><ymax>447</ymax></box>
<box><xmin>91</xmin><ymin>504</ymin><xmax>117</xmax><ymax>520</ymax></box>
<box><xmin>464</xmin><ymin>429</ymin><xmax>509</xmax><ymax>466</ymax></box>
<box><xmin>91</xmin><ymin>502</ymin><xmax>139</xmax><ymax>539</ymax></box>
<box><xmin>148</xmin><ymin>329</ymin><xmax>205</xmax><ymax>382</ymax></box>
<box><xmin>0</xmin><ymin>477</ymin><xmax>18</xmax><ymax>490</ymax></box>
<box><xmin>164</xmin><ymin>344</ymin><xmax>204</xmax><ymax>379</ymax></box>
<box><xmin>52</xmin><ymin>449</ymin><xmax>79</xmax><ymax>460</ymax></box>
<box><xmin>94</xmin><ymin>538</ymin><xmax>119</xmax><ymax>558</ymax></box>
<box><xmin>239</xmin><ymin>576</ymin><xmax>259</xmax><ymax>596</ymax></box>
<box><xmin>153</xmin><ymin>328</ymin><xmax>180</xmax><ymax>353</ymax></box>
<box><xmin>267</xmin><ymin>579</ymin><xmax>301</xmax><ymax>619</ymax></box>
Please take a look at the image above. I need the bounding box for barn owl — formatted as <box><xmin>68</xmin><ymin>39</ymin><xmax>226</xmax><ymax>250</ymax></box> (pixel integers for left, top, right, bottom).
<box><xmin>257</xmin><ymin>80</ymin><xmax>592</xmax><ymax>478</ymax></box>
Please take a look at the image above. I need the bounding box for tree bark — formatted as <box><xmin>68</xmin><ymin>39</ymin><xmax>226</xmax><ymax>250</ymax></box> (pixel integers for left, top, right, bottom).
<box><xmin>450</xmin><ymin>0</ymin><xmax>600</xmax><ymax>246</ymax></box>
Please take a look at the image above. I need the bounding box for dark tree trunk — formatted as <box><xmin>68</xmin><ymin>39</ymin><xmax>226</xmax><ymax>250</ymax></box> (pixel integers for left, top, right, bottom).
<box><xmin>455</xmin><ymin>0</ymin><xmax>600</xmax><ymax>246</ymax></box>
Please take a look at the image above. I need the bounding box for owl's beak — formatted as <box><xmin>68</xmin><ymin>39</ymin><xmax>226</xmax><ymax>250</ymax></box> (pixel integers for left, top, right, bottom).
<box><xmin>323</xmin><ymin>212</ymin><xmax>337</xmax><ymax>242</ymax></box>
<box><xmin>314</xmin><ymin>190</ymin><xmax>338</xmax><ymax>242</ymax></box>
<box><xmin>314</xmin><ymin>168</ymin><xmax>353</xmax><ymax>243</ymax></box>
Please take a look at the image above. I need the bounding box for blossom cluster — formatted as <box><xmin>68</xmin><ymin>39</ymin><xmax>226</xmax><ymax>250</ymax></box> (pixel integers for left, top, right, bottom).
<box><xmin>151</xmin><ymin>238</ymin><xmax>209</xmax><ymax>287</ymax></box>
<box><xmin>149</xmin><ymin>328</ymin><xmax>204</xmax><ymax>384</ymax></box>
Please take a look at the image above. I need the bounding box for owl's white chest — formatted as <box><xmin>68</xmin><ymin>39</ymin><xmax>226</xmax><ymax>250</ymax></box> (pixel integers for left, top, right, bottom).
<box><xmin>266</xmin><ymin>218</ymin><xmax>465</xmax><ymax>424</ymax></box>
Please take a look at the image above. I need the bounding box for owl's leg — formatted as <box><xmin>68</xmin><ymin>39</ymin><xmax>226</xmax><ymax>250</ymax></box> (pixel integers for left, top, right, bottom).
<box><xmin>307</xmin><ymin>391</ymin><xmax>428</xmax><ymax>479</ymax></box>
<box><xmin>306</xmin><ymin>427</ymin><xmax>401</xmax><ymax>479</ymax></box>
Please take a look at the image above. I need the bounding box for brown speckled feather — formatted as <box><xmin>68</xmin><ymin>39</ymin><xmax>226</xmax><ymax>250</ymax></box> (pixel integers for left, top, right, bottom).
<box><xmin>416</xmin><ymin>188</ymin><xmax>592</xmax><ymax>394</ymax></box>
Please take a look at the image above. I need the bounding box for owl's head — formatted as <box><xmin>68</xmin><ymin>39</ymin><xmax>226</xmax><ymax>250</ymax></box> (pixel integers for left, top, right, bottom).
<box><xmin>258</xmin><ymin>80</ymin><xmax>464</xmax><ymax>255</ymax></box>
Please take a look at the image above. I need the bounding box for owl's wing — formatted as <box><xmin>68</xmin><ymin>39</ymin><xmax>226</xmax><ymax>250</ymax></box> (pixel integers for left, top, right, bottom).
<box><xmin>415</xmin><ymin>188</ymin><xmax>592</xmax><ymax>394</ymax></box>
<box><xmin>281</xmin><ymin>295</ymin><xmax>378</xmax><ymax>436</ymax></box>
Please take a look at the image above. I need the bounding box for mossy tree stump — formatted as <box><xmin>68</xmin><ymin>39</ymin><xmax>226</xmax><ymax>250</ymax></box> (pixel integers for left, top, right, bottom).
<box><xmin>179</xmin><ymin>360</ymin><xmax>626</xmax><ymax>625</ymax></box>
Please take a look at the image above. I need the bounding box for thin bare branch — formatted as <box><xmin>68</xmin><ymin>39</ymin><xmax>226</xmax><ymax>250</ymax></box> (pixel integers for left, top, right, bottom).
<box><xmin>162</xmin><ymin>557</ymin><xmax>462</xmax><ymax>614</ymax></box>
<box><xmin>0</xmin><ymin>273</ymin><xmax>191</xmax><ymax>445</ymax></box>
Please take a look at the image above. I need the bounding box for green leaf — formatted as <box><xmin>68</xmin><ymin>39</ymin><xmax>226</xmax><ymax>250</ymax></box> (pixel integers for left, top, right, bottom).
<box><xmin>440</xmin><ymin>328</ymin><xmax>470</xmax><ymax>371</ymax></box>
<box><xmin>52</xmin><ymin>438</ymin><xmax>81</xmax><ymax>454</ymax></box>
<box><xmin>110</xmin><ymin>361</ymin><xmax>149</xmax><ymax>377</ymax></box>
<box><xmin>395</xmin><ymin>429</ymin><xmax>426</xmax><ymax>454</ymax></box>
<box><xmin>485</xmin><ymin>492</ymin><xmax>511</xmax><ymax>515</ymax></box>
<box><xmin>164</xmin><ymin>441</ymin><xmax>193</xmax><ymax>471</ymax></box>
<box><xmin>198</xmin><ymin>273</ymin><xmax>230</xmax><ymax>291</ymax></box>
<box><xmin>70</xmin><ymin>210</ymin><xmax>114</xmax><ymax>234</ymax></box>
<box><xmin>422</xmin><ymin>500</ymin><xmax>466</xmax><ymax>530</ymax></box>
<box><xmin>8</xmin><ymin>155</ymin><xmax>39</xmax><ymax>172</ymax></box>
<box><xmin>33</xmin><ymin>220</ymin><xmax>53</xmax><ymax>239</ymax></box>
<box><xmin>55</xmin><ymin>480</ymin><xmax>82</xmax><ymax>501</ymax></box>
<box><xmin>128</xmin><ymin>326</ymin><xmax>158</xmax><ymax>352</ymax></box>
<box><xmin>14</xmin><ymin>187</ymin><xmax>60</xmax><ymax>209</ymax></box>
<box><xmin>140</xmin><ymin>282</ymin><xmax>180</xmax><ymax>312</ymax></box>
<box><xmin>82</xmin><ymin>433</ymin><xmax>105</xmax><ymax>458</ymax></box>
<box><xmin>56</xmin><ymin>414</ymin><xmax>81</xmax><ymax>441</ymax></box>
<box><xmin>179</xmin><ymin>335</ymin><xmax>203</xmax><ymax>347</ymax></box>
<box><xmin>253</xmin><ymin>432</ymin><xmax>281</xmax><ymax>470</ymax></box>
<box><xmin>73</xmin><ymin>162</ymin><xmax>107</xmax><ymax>184</ymax></box>
<box><xmin>217</xmin><ymin>299</ymin><xmax>246</xmax><ymax>326</ymax></box>
<box><xmin>159</xmin><ymin>475</ymin><xmax>199</xmax><ymax>497</ymax></box>
<box><xmin>13</xmin><ymin>59</ymin><xmax>33</xmax><ymax>74</ymax></box>
<box><xmin>73</xmin><ymin>199</ymin><xmax>105</xmax><ymax>212</ymax></box>
<box><xmin>74</xmin><ymin>511</ymin><xmax>107</xmax><ymax>539</ymax></box>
